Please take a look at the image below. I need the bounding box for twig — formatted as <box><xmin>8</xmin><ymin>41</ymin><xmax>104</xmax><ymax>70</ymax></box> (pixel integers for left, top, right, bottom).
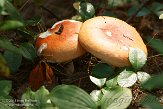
<box><xmin>126</xmin><ymin>0</ymin><xmax>149</xmax><ymax>23</ymax></box>
<box><xmin>40</xmin><ymin>5</ymin><xmax>61</xmax><ymax>21</ymax></box>
<box><xmin>146</xmin><ymin>32</ymin><xmax>158</xmax><ymax>45</ymax></box>
<box><xmin>19</xmin><ymin>0</ymin><xmax>30</xmax><ymax>11</ymax></box>
<box><xmin>148</xmin><ymin>54</ymin><xmax>163</xmax><ymax>59</ymax></box>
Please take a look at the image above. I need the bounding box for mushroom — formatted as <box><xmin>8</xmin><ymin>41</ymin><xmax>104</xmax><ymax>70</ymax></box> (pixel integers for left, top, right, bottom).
<box><xmin>35</xmin><ymin>20</ymin><xmax>86</xmax><ymax>63</ymax></box>
<box><xmin>79</xmin><ymin>16</ymin><xmax>147</xmax><ymax>67</ymax></box>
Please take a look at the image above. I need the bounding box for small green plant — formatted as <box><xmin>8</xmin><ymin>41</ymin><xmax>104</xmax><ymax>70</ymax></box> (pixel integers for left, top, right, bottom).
<box><xmin>19</xmin><ymin>48</ymin><xmax>147</xmax><ymax>109</ymax></box>
<box><xmin>128</xmin><ymin>2</ymin><xmax>163</xmax><ymax>18</ymax></box>
<box><xmin>72</xmin><ymin>1</ymin><xmax>96</xmax><ymax>21</ymax></box>
<box><xmin>0</xmin><ymin>80</ymin><xmax>18</xmax><ymax>109</ymax></box>
<box><xmin>21</xmin><ymin>84</ymin><xmax>131</xmax><ymax>109</ymax></box>
<box><xmin>87</xmin><ymin>48</ymin><xmax>148</xmax><ymax>108</ymax></box>
<box><xmin>0</xmin><ymin>0</ymin><xmax>37</xmax><ymax>75</ymax></box>
<box><xmin>138</xmin><ymin>38</ymin><xmax>163</xmax><ymax>109</ymax></box>
<box><xmin>22</xmin><ymin>86</ymin><xmax>57</xmax><ymax>109</ymax></box>
<box><xmin>91</xmin><ymin>48</ymin><xmax>148</xmax><ymax>87</ymax></box>
<box><xmin>0</xmin><ymin>38</ymin><xmax>36</xmax><ymax>74</ymax></box>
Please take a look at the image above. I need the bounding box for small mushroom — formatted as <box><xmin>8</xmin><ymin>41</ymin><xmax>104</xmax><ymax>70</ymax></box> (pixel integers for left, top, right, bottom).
<box><xmin>79</xmin><ymin>16</ymin><xmax>147</xmax><ymax>67</ymax></box>
<box><xmin>35</xmin><ymin>20</ymin><xmax>86</xmax><ymax>63</ymax></box>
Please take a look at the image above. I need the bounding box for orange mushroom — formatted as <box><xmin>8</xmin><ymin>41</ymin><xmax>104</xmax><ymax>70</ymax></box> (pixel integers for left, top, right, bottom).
<box><xmin>79</xmin><ymin>16</ymin><xmax>147</xmax><ymax>67</ymax></box>
<box><xmin>35</xmin><ymin>20</ymin><xmax>86</xmax><ymax>63</ymax></box>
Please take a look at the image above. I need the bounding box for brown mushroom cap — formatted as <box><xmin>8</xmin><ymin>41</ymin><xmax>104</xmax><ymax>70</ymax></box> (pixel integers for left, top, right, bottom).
<box><xmin>79</xmin><ymin>16</ymin><xmax>147</xmax><ymax>67</ymax></box>
<box><xmin>35</xmin><ymin>20</ymin><xmax>86</xmax><ymax>63</ymax></box>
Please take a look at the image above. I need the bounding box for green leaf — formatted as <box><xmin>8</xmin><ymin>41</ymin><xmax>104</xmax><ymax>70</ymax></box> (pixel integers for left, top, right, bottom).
<box><xmin>0</xmin><ymin>20</ymin><xmax>24</xmax><ymax>31</ymax></box>
<box><xmin>129</xmin><ymin>48</ymin><xmax>147</xmax><ymax>70</ymax></box>
<box><xmin>71</xmin><ymin>15</ymin><xmax>82</xmax><ymax>21</ymax></box>
<box><xmin>106</xmin><ymin>77</ymin><xmax>118</xmax><ymax>88</ymax></box>
<box><xmin>4</xmin><ymin>1</ymin><xmax>23</xmax><ymax>21</ymax></box>
<box><xmin>0</xmin><ymin>8</ymin><xmax>2</xmax><ymax>14</ymax></box>
<box><xmin>90</xmin><ymin>90</ymin><xmax>103</xmax><ymax>106</ymax></box>
<box><xmin>150</xmin><ymin>2</ymin><xmax>163</xmax><ymax>17</ymax></box>
<box><xmin>0</xmin><ymin>102</ymin><xmax>13</xmax><ymax>109</ymax></box>
<box><xmin>137</xmin><ymin>71</ymin><xmax>150</xmax><ymax>83</ymax></box>
<box><xmin>141</xmin><ymin>73</ymin><xmax>163</xmax><ymax>91</ymax></box>
<box><xmin>140</xmin><ymin>94</ymin><xmax>163</xmax><ymax>109</ymax></box>
<box><xmin>0</xmin><ymin>80</ymin><xmax>12</xmax><ymax>96</ymax></box>
<box><xmin>0</xmin><ymin>38</ymin><xmax>21</xmax><ymax>54</ymax></box>
<box><xmin>0</xmin><ymin>0</ymin><xmax>5</xmax><ymax>8</ymax></box>
<box><xmin>78</xmin><ymin>2</ymin><xmax>95</xmax><ymax>20</ymax></box>
<box><xmin>101</xmin><ymin>87</ymin><xmax>132</xmax><ymax>109</ymax></box>
<box><xmin>151</xmin><ymin>2</ymin><xmax>163</xmax><ymax>13</ymax></box>
<box><xmin>22</xmin><ymin>86</ymin><xmax>56</xmax><ymax>109</ymax></box>
<box><xmin>147</xmin><ymin>38</ymin><xmax>163</xmax><ymax>54</ymax></box>
<box><xmin>0</xmin><ymin>0</ymin><xmax>5</xmax><ymax>14</ymax></box>
<box><xmin>50</xmin><ymin>85</ymin><xmax>97</xmax><ymax>109</ymax></box>
<box><xmin>0</xmin><ymin>54</ymin><xmax>10</xmax><ymax>77</ymax></box>
<box><xmin>21</xmin><ymin>89</ymin><xmax>36</xmax><ymax>109</ymax></box>
<box><xmin>90</xmin><ymin>76</ymin><xmax>106</xmax><ymax>87</ymax></box>
<box><xmin>159</xmin><ymin>13</ymin><xmax>163</xmax><ymax>19</ymax></box>
<box><xmin>19</xmin><ymin>43</ymin><xmax>36</xmax><ymax>60</ymax></box>
<box><xmin>155</xmin><ymin>10</ymin><xmax>163</xmax><ymax>17</ymax></box>
<box><xmin>91</xmin><ymin>63</ymin><xmax>114</xmax><ymax>78</ymax></box>
<box><xmin>0</xmin><ymin>39</ymin><xmax>36</xmax><ymax>60</ymax></box>
<box><xmin>128</xmin><ymin>6</ymin><xmax>150</xmax><ymax>17</ymax></box>
<box><xmin>117</xmin><ymin>70</ymin><xmax>137</xmax><ymax>87</ymax></box>
<box><xmin>4</xmin><ymin>50</ymin><xmax>22</xmax><ymax>73</ymax></box>
<box><xmin>0</xmin><ymin>94</ymin><xmax>17</xmax><ymax>109</ymax></box>
<box><xmin>7</xmin><ymin>0</ymin><xmax>12</xmax><ymax>2</ymax></box>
